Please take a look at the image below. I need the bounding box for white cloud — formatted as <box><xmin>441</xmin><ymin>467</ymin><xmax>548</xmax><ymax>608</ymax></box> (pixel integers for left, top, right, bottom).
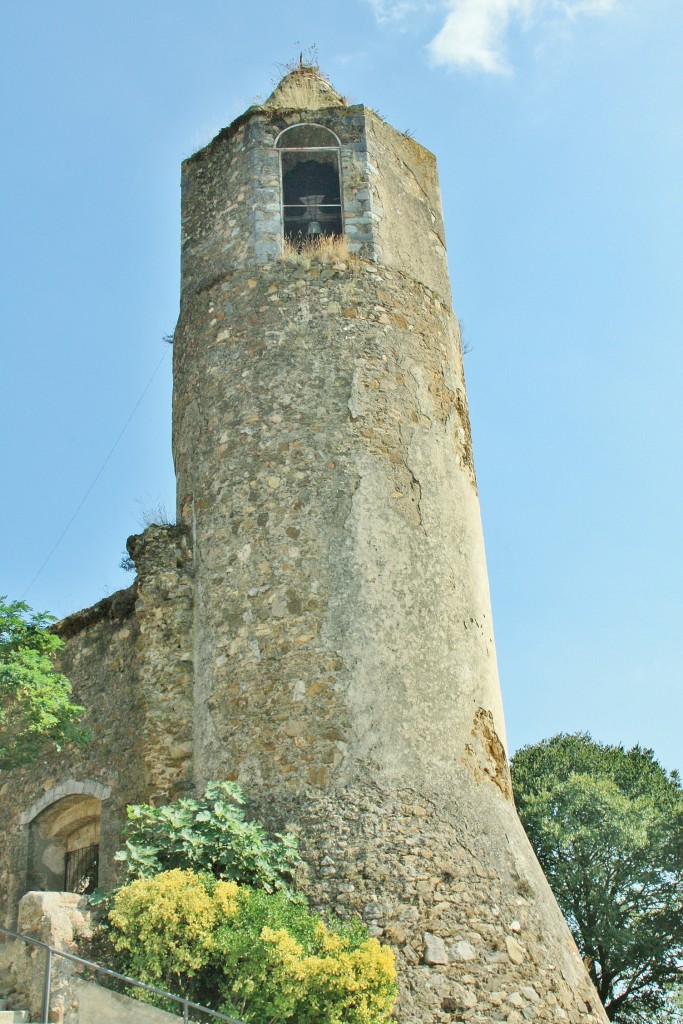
<box><xmin>367</xmin><ymin>0</ymin><xmax>619</xmax><ymax>74</ymax></box>
<box><xmin>428</xmin><ymin>0</ymin><xmax>533</xmax><ymax>75</ymax></box>
<box><xmin>367</xmin><ymin>0</ymin><xmax>425</xmax><ymax>24</ymax></box>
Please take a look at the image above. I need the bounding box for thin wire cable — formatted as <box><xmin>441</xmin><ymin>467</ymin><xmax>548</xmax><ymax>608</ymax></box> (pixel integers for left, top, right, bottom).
<box><xmin>22</xmin><ymin>349</ymin><xmax>169</xmax><ymax>599</ymax></box>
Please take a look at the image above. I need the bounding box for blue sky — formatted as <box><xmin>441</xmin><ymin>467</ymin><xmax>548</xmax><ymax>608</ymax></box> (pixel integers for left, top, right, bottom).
<box><xmin>2</xmin><ymin>0</ymin><xmax>681</xmax><ymax>774</ymax></box>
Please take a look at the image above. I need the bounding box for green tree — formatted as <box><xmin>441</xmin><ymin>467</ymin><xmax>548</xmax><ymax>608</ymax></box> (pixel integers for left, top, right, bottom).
<box><xmin>511</xmin><ymin>734</ymin><xmax>683</xmax><ymax>1022</ymax></box>
<box><xmin>0</xmin><ymin>597</ymin><xmax>89</xmax><ymax>771</ymax></box>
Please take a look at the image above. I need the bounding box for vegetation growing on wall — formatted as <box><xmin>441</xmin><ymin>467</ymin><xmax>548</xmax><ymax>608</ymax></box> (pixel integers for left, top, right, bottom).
<box><xmin>281</xmin><ymin>233</ymin><xmax>356</xmax><ymax>268</ymax></box>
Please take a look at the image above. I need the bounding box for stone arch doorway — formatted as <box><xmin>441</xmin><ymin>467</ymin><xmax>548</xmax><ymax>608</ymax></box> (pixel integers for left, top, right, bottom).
<box><xmin>22</xmin><ymin>781</ymin><xmax>110</xmax><ymax>894</ymax></box>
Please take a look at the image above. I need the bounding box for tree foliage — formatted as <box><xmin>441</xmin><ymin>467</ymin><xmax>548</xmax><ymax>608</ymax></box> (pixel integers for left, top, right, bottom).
<box><xmin>108</xmin><ymin>869</ymin><xmax>397</xmax><ymax>1024</ymax></box>
<box><xmin>0</xmin><ymin>597</ymin><xmax>88</xmax><ymax>771</ymax></box>
<box><xmin>115</xmin><ymin>780</ymin><xmax>299</xmax><ymax>894</ymax></box>
<box><xmin>511</xmin><ymin>734</ymin><xmax>683</xmax><ymax>1022</ymax></box>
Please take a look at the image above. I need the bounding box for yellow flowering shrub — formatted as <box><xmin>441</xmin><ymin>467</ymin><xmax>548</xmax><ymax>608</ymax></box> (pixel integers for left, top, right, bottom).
<box><xmin>214</xmin><ymin>891</ymin><xmax>396</xmax><ymax>1023</ymax></box>
<box><xmin>255</xmin><ymin>923</ymin><xmax>397</xmax><ymax>1024</ymax></box>
<box><xmin>214</xmin><ymin>878</ymin><xmax>240</xmax><ymax>918</ymax></box>
<box><xmin>107</xmin><ymin>870</ymin><xmax>397</xmax><ymax>1024</ymax></box>
<box><xmin>108</xmin><ymin>869</ymin><xmax>238</xmax><ymax>992</ymax></box>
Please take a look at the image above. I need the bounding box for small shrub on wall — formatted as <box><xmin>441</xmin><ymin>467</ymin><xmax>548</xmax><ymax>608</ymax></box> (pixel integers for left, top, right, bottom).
<box><xmin>109</xmin><ymin>869</ymin><xmax>397</xmax><ymax>1024</ymax></box>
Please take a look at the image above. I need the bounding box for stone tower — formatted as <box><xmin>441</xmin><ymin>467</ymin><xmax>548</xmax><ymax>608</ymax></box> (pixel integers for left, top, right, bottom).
<box><xmin>171</xmin><ymin>65</ymin><xmax>608</xmax><ymax>1023</ymax></box>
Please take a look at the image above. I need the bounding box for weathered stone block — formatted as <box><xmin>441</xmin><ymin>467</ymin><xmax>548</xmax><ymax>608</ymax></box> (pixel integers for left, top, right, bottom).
<box><xmin>423</xmin><ymin>933</ymin><xmax>449</xmax><ymax>965</ymax></box>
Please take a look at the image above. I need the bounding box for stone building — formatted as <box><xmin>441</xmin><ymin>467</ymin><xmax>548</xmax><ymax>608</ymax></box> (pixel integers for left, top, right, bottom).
<box><xmin>0</xmin><ymin>66</ymin><xmax>608</xmax><ymax>1023</ymax></box>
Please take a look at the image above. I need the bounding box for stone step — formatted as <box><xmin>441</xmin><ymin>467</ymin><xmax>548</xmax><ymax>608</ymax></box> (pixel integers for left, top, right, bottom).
<box><xmin>0</xmin><ymin>1011</ymin><xmax>30</xmax><ymax>1023</ymax></box>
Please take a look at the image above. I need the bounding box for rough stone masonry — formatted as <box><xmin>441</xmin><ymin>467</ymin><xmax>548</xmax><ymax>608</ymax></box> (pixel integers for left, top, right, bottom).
<box><xmin>0</xmin><ymin>66</ymin><xmax>609</xmax><ymax>1023</ymax></box>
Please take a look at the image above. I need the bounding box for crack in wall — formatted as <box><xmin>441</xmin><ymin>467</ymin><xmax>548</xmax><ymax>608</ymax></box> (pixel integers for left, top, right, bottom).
<box><xmin>405</xmin><ymin>461</ymin><xmax>423</xmax><ymax>529</ymax></box>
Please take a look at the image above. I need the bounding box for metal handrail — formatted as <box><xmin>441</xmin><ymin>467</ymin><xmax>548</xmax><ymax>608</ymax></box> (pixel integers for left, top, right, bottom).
<box><xmin>0</xmin><ymin>926</ymin><xmax>245</xmax><ymax>1024</ymax></box>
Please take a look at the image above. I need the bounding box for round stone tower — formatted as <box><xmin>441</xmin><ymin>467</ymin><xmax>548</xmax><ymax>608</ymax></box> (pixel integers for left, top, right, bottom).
<box><xmin>172</xmin><ymin>66</ymin><xmax>607</xmax><ymax>1023</ymax></box>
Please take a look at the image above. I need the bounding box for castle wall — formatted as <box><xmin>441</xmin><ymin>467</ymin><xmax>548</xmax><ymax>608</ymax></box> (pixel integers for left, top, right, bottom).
<box><xmin>271</xmin><ymin>777</ymin><xmax>606</xmax><ymax>1024</ymax></box>
<box><xmin>0</xmin><ymin>526</ymin><xmax>193</xmax><ymax>926</ymax></box>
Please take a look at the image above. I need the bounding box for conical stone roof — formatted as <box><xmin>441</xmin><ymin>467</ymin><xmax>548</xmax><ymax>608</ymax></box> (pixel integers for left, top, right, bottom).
<box><xmin>264</xmin><ymin>64</ymin><xmax>347</xmax><ymax>111</ymax></box>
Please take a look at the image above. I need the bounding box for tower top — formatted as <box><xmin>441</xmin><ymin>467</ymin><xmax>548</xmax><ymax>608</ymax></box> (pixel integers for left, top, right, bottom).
<box><xmin>264</xmin><ymin>64</ymin><xmax>347</xmax><ymax>112</ymax></box>
<box><xmin>181</xmin><ymin>65</ymin><xmax>453</xmax><ymax>300</ymax></box>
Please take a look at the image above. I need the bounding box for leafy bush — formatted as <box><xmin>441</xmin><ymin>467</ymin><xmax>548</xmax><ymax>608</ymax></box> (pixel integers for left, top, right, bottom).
<box><xmin>108</xmin><ymin>869</ymin><xmax>397</xmax><ymax>1024</ymax></box>
<box><xmin>115</xmin><ymin>781</ymin><xmax>298</xmax><ymax>893</ymax></box>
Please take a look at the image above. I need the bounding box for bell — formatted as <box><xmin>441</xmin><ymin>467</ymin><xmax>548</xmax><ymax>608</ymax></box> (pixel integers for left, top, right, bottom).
<box><xmin>300</xmin><ymin>194</ymin><xmax>325</xmax><ymax>238</ymax></box>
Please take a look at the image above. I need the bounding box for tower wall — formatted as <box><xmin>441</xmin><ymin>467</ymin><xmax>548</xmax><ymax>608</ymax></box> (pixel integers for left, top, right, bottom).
<box><xmin>174</xmin><ymin>257</ymin><xmax>507</xmax><ymax>796</ymax></box>
<box><xmin>171</xmin><ymin>76</ymin><xmax>608</xmax><ymax>1023</ymax></box>
<box><xmin>174</xmin><ymin>93</ymin><xmax>507</xmax><ymax>793</ymax></box>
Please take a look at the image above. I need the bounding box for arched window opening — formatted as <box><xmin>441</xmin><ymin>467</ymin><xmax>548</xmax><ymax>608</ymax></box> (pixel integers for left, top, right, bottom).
<box><xmin>276</xmin><ymin>124</ymin><xmax>343</xmax><ymax>243</ymax></box>
<box><xmin>28</xmin><ymin>795</ymin><xmax>101</xmax><ymax>894</ymax></box>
